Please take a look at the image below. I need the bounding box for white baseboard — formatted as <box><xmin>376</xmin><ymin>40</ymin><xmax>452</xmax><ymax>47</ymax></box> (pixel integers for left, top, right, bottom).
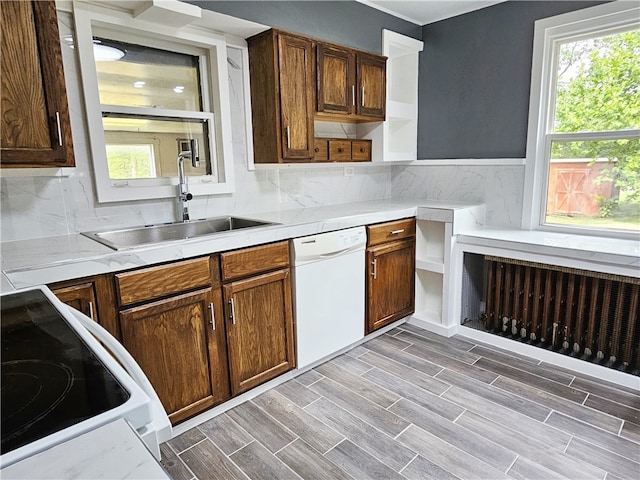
<box><xmin>407</xmin><ymin>315</ymin><xmax>458</xmax><ymax>337</ymax></box>
<box><xmin>457</xmin><ymin>326</ymin><xmax>640</xmax><ymax>392</ymax></box>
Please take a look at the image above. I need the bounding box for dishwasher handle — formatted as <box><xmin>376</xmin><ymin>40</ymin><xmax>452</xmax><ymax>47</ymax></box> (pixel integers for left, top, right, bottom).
<box><xmin>318</xmin><ymin>247</ymin><xmax>353</xmax><ymax>259</ymax></box>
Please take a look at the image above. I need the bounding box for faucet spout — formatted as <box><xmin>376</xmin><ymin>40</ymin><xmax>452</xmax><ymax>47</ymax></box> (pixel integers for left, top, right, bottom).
<box><xmin>177</xmin><ymin>153</ymin><xmax>193</xmax><ymax>222</ymax></box>
<box><xmin>176</xmin><ymin>139</ymin><xmax>199</xmax><ymax>223</ymax></box>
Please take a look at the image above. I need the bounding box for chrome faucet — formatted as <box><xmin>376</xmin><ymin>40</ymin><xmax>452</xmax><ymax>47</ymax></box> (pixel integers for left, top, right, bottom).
<box><xmin>177</xmin><ymin>139</ymin><xmax>199</xmax><ymax>222</ymax></box>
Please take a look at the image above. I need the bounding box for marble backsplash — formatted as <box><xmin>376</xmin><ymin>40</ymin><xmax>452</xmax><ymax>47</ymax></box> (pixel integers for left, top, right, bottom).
<box><xmin>0</xmin><ymin>11</ymin><xmax>523</xmax><ymax>243</ymax></box>
<box><xmin>391</xmin><ymin>164</ymin><xmax>525</xmax><ymax>228</ymax></box>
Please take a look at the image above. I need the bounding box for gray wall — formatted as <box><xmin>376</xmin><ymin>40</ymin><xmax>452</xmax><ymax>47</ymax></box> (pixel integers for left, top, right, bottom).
<box><xmin>191</xmin><ymin>1</ymin><xmax>422</xmax><ymax>53</ymax></box>
<box><xmin>417</xmin><ymin>1</ymin><xmax>607</xmax><ymax>159</ymax></box>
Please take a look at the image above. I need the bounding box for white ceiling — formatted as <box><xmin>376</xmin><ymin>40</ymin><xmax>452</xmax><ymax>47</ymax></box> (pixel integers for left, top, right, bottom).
<box><xmin>358</xmin><ymin>0</ymin><xmax>508</xmax><ymax>25</ymax></box>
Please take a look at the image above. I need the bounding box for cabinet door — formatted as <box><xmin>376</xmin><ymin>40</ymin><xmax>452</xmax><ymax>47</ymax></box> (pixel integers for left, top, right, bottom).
<box><xmin>278</xmin><ymin>33</ymin><xmax>315</xmax><ymax>160</ymax></box>
<box><xmin>119</xmin><ymin>288</ymin><xmax>230</xmax><ymax>424</ymax></box>
<box><xmin>357</xmin><ymin>53</ymin><xmax>386</xmax><ymax>119</ymax></box>
<box><xmin>223</xmin><ymin>269</ymin><xmax>295</xmax><ymax>395</ymax></box>
<box><xmin>51</xmin><ymin>282</ymin><xmax>98</xmax><ymax>322</ymax></box>
<box><xmin>317</xmin><ymin>44</ymin><xmax>355</xmax><ymax>115</ymax></box>
<box><xmin>366</xmin><ymin>238</ymin><xmax>415</xmax><ymax>333</ymax></box>
<box><xmin>1</xmin><ymin>0</ymin><xmax>74</xmax><ymax>167</ymax></box>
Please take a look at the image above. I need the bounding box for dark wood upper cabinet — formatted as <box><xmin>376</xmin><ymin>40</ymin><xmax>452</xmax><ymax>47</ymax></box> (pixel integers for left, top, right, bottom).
<box><xmin>317</xmin><ymin>44</ymin><xmax>386</xmax><ymax>121</ymax></box>
<box><xmin>317</xmin><ymin>44</ymin><xmax>355</xmax><ymax>115</ymax></box>
<box><xmin>248</xmin><ymin>28</ymin><xmax>386</xmax><ymax>163</ymax></box>
<box><xmin>1</xmin><ymin>0</ymin><xmax>74</xmax><ymax>167</ymax></box>
<box><xmin>357</xmin><ymin>53</ymin><xmax>386</xmax><ymax>119</ymax></box>
<box><xmin>248</xmin><ymin>29</ymin><xmax>315</xmax><ymax>163</ymax></box>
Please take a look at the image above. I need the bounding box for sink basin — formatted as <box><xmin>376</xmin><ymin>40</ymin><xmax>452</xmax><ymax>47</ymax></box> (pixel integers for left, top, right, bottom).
<box><xmin>81</xmin><ymin>216</ymin><xmax>276</xmax><ymax>250</ymax></box>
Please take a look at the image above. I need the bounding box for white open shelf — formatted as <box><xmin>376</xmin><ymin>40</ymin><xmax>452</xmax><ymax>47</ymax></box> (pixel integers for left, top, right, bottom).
<box><xmin>361</xmin><ymin>30</ymin><xmax>423</xmax><ymax>163</ymax></box>
<box><xmin>416</xmin><ymin>220</ymin><xmax>446</xmax><ymax>264</ymax></box>
<box><xmin>416</xmin><ymin>258</ymin><xmax>445</xmax><ymax>274</ymax></box>
<box><xmin>414</xmin><ymin>269</ymin><xmax>443</xmax><ymax>322</ymax></box>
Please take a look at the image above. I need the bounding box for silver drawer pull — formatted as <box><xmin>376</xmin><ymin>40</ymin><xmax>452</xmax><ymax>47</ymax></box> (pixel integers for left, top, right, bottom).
<box><xmin>352</xmin><ymin>85</ymin><xmax>355</xmax><ymax>106</ymax></box>
<box><xmin>88</xmin><ymin>301</ymin><xmax>95</xmax><ymax>321</ymax></box>
<box><xmin>229</xmin><ymin>298</ymin><xmax>236</xmax><ymax>325</ymax></box>
<box><xmin>390</xmin><ymin>229</ymin><xmax>405</xmax><ymax>235</ymax></box>
<box><xmin>372</xmin><ymin>259</ymin><xmax>377</xmax><ymax>279</ymax></box>
<box><xmin>55</xmin><ymin>112</ymin><xmax>63</xmax><ymax>146</ymax></box>
<box><xmin>209</xmin><ymin>303</ymin><xmax>215</xmax><ymax>331</ymax></box>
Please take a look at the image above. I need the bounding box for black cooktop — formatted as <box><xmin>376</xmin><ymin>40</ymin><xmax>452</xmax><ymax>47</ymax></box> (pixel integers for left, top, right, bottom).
<box><xmin>1</xmin><ymin>289</ymin><xmax>130</xmax><ymax>456</ymax></box>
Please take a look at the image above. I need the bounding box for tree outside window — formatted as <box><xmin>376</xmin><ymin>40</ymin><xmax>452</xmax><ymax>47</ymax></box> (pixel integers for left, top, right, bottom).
<box><xmin>545</xmin><ymin>28</ymin><xmax>640</xmax><ymax>231</ymax></box>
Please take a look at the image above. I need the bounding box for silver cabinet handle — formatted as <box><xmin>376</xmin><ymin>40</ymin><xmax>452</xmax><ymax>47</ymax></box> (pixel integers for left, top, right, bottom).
<box><xmin>361</xmin><ymin>86</ymin><xmax>365</xmax><ymax>107</ymax></box>
<box><xmin>390</xmin><ymin>229</ymin><xmax>405</xmax><ymax>235</ymax></box>
<box><xmin>372</xmin><ymin>259</ymin><xmax>377</xmax><ymax>279</ymax></box>
<box><xmin>88</xmin><ymin>301</ymin><xmax>94</xmax><ymax>321</ymax></box>
<box><xmin>285</xmin><ymin>126</ymin><xmax>290</xmax><ymax>149</ymax></box>
<box><xmin>352</xmin><ymin>85</ymin><xmax>355</xmax><ymax>106</ymax></box>
<box><xmin>229</xmin><ymin>297</ymin><xmax>236</xmax><ymax>325</ymax></box>
<box><xmin>55</xmin><ymin>112</ymin><xmax>63</xmax><ymax>146</ymax></box>
<box><xmin>209</xmin><ymin>303</ymin><xmax>215</xmax><ymax>331</ymax></box>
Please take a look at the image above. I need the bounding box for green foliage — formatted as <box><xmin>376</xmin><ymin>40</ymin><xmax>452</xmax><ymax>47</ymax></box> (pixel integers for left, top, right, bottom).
<box><xmin>106</xmin><ymin>145</ymin><xmax>155</xmax><ymax>179</ymax></box>
<box><xmin>552</xmin><ymin>29</ymin><xmax>640</xmax><ymax>205</ymax></box>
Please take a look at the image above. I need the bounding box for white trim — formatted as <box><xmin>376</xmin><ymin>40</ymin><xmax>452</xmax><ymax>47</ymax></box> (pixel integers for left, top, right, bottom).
<box><xmin>522</xmin><ymin>1</ymin><xmax>640</xmax><ymax>231</ymax></box>
<box><xmin>408</xmin><ymin>158</ymin><xmax>525</xmax><ymax>166</ymax></box>
<box><xmin>251</xmin><ymin>158</ymin><xmax>526</xmax><ymax>170</ymax></box>
<box><xmin>239</xmin><ymin>45</ymin><xmax>256</xmax><ymax>172</ymax></box>
<box><xmin>457</xmin><ymin>326</ymin><xmax>640</xmax><ymax>391</ymax></box>
<box><xmin>72</xmin><ymin>1</ymin><xmax>235</xmax><ymax>203</ymax></box>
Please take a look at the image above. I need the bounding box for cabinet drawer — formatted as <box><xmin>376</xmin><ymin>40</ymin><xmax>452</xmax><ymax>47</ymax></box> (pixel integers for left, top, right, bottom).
<box><xmin>221</xmin><ymin>241</ymin><xmax>290</xmax><ymax>281</ymax></box>
<box><xmin>313</xmin><ymin>138</ymin><xmax>329</xmax><ymax>161</ymax></box>
<box><xmin>328</xmin><ymin>140</ymin><xmax>351</xmax><ymax>161</ymax></box>
<box><xmin>116</xmin><ymin>257</ymin><xmax>213</xmax><ymax>306</ymax></box>
<box><xmin>352</xmin><ymin>140</ymin><xmax>371</xmax><ymax>161</ymax></box>
<box><xmin>367</xmin><ymin>218</ymin><xmax>416</xmax><ymax>246</ymax></box>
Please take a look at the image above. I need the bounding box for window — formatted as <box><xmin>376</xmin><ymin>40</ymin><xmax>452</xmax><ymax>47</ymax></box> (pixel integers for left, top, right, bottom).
<box><xmin>105</xmin><ymin>144</ymin><xmax>156</xmax><ymax>179</ymax></box>
<box><xmin>523</xmin><ymin>2</ymin><xmax>640</xmax><ymax>238</ymax></box>
<box><xmin>73</xmin><ymin>2</ymin><xmax>234</xmax><ymax>202</ymax></box>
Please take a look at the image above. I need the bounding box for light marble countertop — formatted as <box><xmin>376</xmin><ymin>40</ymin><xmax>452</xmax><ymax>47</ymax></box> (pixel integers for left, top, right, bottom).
<box><xmin>0</xmin><ymin>418</ymin><xmax>169</xmax><ymax>480</ymax></box>
<box><xmin>458</xmin><ymin>227</ymin><xmax>640</xmax><ymax>274</ymax></box>
<box><xmin>2</xmin><ymin>199</ymin><xmax>638</xmax><ymax>290</ymax></box>
<box><xmin>1</xmin><ymin>199</ymin><xmax>481</xmax><ymax>290</ymax></box>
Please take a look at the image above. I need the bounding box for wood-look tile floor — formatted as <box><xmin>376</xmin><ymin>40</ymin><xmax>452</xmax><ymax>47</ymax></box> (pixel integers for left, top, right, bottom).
<box><xmin>160</xmin><ymin>324</ymin><xmax>640</xmax><ymax>480</ymax></box>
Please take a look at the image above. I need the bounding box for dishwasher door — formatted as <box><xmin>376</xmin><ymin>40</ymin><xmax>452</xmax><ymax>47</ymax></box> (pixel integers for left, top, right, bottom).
<box><xmin>293</xmin><ymin>227</ymin><xmax>366</xmax><ymax>369</ymax></box>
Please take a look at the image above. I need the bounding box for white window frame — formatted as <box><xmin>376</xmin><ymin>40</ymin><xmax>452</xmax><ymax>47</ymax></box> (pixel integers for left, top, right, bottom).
<box><xmin>522</xmin><ymin>1</ymin><xmax>640</xmax><ymax>239</ymax></box>
<box><xmin>73</xmin><ymin>1</ymin><xmax>235</xmax><ymax>202</ymax></box>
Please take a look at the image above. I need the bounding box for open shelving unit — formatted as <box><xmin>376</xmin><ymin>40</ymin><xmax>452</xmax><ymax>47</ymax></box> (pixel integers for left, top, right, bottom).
<box><xmin>359</xmin><ymin>30</ymin><xmax>423</xmax><ymax>162</ymax></box>
<box><xmin>412</xmin><ymin>219</ymin><xmax>454</xmax><ymax>335</ymax></box>
<box><xmin>409</xmin><ymin>204</ymin><xmax>486</xmax><ymax>337</ymax></box>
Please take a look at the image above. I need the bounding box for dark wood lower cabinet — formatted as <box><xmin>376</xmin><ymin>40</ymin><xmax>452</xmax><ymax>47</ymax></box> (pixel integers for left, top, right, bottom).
<box><xmin>119</xmin><ymin>287</ymin><xmax>230</xmax><ymax>424</ymax></box>
<box><xmin>223</xmin><ymin>268</ymin><xmax>295</xmax><ymax>395</ymax></box>
<box><xmin>366</xmin><ymin>237</ymin><xmax>416</xmax><ymax>334</ymax></box>
<box><xmin>49</xmin><ymin>274</ymin><xmax>119</xmax><ymax>339</ymax></box>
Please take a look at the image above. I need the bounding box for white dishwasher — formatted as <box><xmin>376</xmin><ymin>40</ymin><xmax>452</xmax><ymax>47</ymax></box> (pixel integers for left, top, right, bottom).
<box><xmin>293</xmin><ymin>226</ymin><xmax>367</xmax><ymax>369</ymax></box>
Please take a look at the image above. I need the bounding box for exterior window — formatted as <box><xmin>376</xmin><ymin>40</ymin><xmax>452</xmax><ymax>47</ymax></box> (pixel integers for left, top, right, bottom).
<box><xmin>524</xmin><ymin>3</ymin><xmax>640</xmax><ymax>238</ymax></box>
<box><xmin>73</xmin><ymin>2</ymin><xmax>234</xmax><ymax>202</ymax></box>
<box><xmin>105</xmin><ymin>144</ymin><xmax>156</xmax><ymax>179</ymax></box>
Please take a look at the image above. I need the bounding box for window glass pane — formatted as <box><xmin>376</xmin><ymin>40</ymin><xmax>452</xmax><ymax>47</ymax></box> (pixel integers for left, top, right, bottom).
<box><xmin>545</xmin><ymin>138</ymin><xmax>640</xmax><ymax>231</ymax></box>
<box><xmin>94</xmin><ymin>37</ymin><xmax>202</xmax><ymax>111</ymax></box>
<box><xmin>106</xmin><ymin>144</ymin><xmax>156</xmax><ymax>179</ymax></box>
<box><xmin>553</xmin><ymin>29</ymin><xmax>640</xmax><ymax>133</ymax></box>
<box><xmin>103</xmin><ymin>116</ymin><xmax>209</xmax><ymax>179</ymax></box>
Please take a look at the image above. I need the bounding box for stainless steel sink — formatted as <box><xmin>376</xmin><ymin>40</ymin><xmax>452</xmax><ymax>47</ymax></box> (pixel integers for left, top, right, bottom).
<box><xmin>81</xmin><ymin>216</ymin><xmax>276</xmax><ymax>250</ymax></box>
